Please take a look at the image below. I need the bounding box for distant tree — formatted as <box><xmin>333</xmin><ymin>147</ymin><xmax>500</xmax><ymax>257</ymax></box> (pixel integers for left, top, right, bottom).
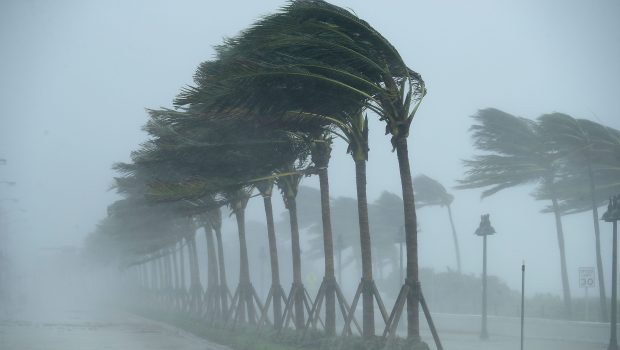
<box><xmin>536</xmin><ymin>114</ymin><xmax>620</xmax><ymax>322</ymax></box>
<box><xmin>413</xmin><ymin>174</ymin><xmax>461</xmax><ymax>274</ymax></box>
<box><xmin>457</xmin><ymin>108</ymin><xmax>573</xmax><ymax>318</ymax></box>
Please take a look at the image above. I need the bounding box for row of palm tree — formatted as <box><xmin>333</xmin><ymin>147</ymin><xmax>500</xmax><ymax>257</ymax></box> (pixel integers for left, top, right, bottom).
<box><xmin>85</xmin><ymin>0</ymin><xmax>437</xmax><ymax>345</ymax></box>
<box><xmin>458</xmin><ymin>108</ymin><xmax>620</xmax><ymax>321</ymax></box>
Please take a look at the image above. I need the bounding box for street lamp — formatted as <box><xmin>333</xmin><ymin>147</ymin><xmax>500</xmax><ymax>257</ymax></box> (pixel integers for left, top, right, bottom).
<box><xmin>603</xmin><ymin>195</ymin><xmax>620</xmax><ymax>350</ymax></box>
<box><xmin>475</xmin><ymin>213</ymin><xmax>496</xmax><ymax>340</ymax></box>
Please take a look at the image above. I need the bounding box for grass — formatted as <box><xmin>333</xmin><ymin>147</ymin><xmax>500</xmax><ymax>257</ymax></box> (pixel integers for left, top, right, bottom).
<box><xmin>130</xmin><ymin>306</ymin><xmax>430</xmax><ymax>350</ymax></box>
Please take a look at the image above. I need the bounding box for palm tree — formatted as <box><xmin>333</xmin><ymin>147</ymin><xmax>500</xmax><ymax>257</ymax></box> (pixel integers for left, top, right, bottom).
<box><xmin>175</xmin><ymin>1</ymin><xmax>430</xmax><ymax>339</ymax></box>
<box><xmin>537</xmin><ymin>114</ymin><xmax>620</xmax><ymax>322</ymax></box>
<box><xmin>536</xmin><ymin>114</ymin><xmax>619</xmax><ymax>322</ymax></box>
<box><xmin>196</xmin><ymin>212</ymin><xmax>221</xmax><ymax>321</ymax></box>
<box><xmin>413</xmin><ymin>174</ymin><xmax>461</xmax><ymax>274</ymax></box>
<box><xmin>457</xmin><ymin>108</ymin><xmax>573</xmax><ymax>318</ymax></box>
<box><xmin>254</xmin><ymin>179</ymin><xmax>287</xmax><ymax>330</ymax></box>
<box><xmin>275</xmin><ymin>167</ymin><xmax>309</xmax><ymax>330</ymax></box>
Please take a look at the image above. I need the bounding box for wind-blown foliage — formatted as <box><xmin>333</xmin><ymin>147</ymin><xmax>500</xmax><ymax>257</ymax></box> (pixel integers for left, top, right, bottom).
<box><xmin>457</xmin><ymin>108</ymin><xmax>574</xmax><ymax>318</ymax></box>
<box><xmin>413</xmin><ymin>175</ymin><xmax>461</xmax><ymax>273</ymax></box>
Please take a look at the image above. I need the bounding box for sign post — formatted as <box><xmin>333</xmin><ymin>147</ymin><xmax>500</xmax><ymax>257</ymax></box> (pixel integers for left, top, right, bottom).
<box><xmin>579</xmin><ymin>267</ymin><xmax>595</xmax><ymax>321</ymax></box>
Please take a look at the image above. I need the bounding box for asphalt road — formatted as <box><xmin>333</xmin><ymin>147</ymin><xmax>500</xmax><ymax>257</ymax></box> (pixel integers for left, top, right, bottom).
<box><xmin>416</xmin><ymin>312</ymin><xmax>613</xmax><ymax>350</ymax></box>
<box><xmin>0</xmin><ymin>305</ymin><xmax>228</xmax><ymax>350</ymax></box>
<box><xmin>0</xmin><ymin>301</ymin><xmax>615</xmax><ymax>350</ymax></box>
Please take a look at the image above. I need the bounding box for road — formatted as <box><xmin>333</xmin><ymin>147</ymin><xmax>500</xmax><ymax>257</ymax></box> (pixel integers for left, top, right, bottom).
<box><xmin>417</xmin><ymin>312</ymin><xmax>613</xmax><ymax>350</ymax></box>
<box><xmin>0</xmin><ymin>304</ymin><xmax>228</xmax><ymax>350</ymax></box>
<box><xmin>0</xmin><ymin>301</ymin><xmax>614</xmax><ymax>350</ymax></box>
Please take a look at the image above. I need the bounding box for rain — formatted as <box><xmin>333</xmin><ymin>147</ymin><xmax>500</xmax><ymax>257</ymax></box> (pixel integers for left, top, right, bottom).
<box><xmin>1</xmin><ymin>1</ymin><xmax>620</xmax><ymax>349</ymax></box>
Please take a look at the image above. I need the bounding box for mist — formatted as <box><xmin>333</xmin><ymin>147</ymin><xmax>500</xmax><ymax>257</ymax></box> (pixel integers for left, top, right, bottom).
<box><xmin>1</xmin><ymin>1</ymin><xmax>619</xmax><ymax>349</ymax></box>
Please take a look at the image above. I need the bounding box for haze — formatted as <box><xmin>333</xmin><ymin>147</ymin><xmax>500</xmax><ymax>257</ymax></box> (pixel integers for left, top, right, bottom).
<box><xmin>1</xmin><ymin>1</ymin><xmax>619</xmax><ymax>349</ymax></box>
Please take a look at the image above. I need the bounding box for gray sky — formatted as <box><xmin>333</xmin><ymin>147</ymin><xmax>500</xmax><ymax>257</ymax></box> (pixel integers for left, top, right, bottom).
<box><xmin>1</xmin><ymin>0</ymin><xmax>619</xmax><ymax>297</ymax></box>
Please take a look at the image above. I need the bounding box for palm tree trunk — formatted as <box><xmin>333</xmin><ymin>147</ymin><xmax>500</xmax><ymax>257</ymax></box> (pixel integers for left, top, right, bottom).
<box><xmin>189</xmin><ymin>236</ymin><xmax>201</xmax><ymax>288</ymax></box>
<box><xmin>214</xmin><ymin>225</ymin><xmax>229</xmax><ymax>318</ymax></box>
<box><xmin>150</xmin><ymin>259</ymin><xmax>157</xmax><ymax>290</ymax></box>
<box><xmin>550</xmin><ymin>194</ymin><xmax>573</xmax><ymax>319</ymax></box>
<box><xmin>141</xmin><ymin>263</ymin><xmax>149</xmax><ymax>289</ymax></box>
<box><xmin>188</xmin><ymin>235</ymin><xmax>202</xmax><ymax>310</ymax></box>
<box><xmin>234</xmin><ymin>207</ymin><xmax>255</xmax><ymax>323</ymax></box>
<box><xmin>587</xmin><ymin>162</ymin><xmax>608</xmax><ymax>322</ymax></box>
<box><xmin>287</xmin><ymin>196</ymin><xmax>305</xmax><ymax>329</ymax></box>
<box><xmin>172</xmin><ymin>249</ymin><xmax>180</xmax><ymax>290</ymax></box>
<box><xmin>263</xmin><ymin>195</ymin><xmax>283</xmax><ymax>329</ymax></box>
<box><xmin>318</xmin><ymin>165</ymin><xmax>337</xmax><ymax>336</ymax></box>
<box><xmin>159</xmin><ymin>256</ymin><xmax>165</xmax><ymax>291</ymax></box>
<box><xmin>447</xmin><ymin>204</ymin><xmax>462</xmax><ymax>274</ymax></box>
<box><xmin>164</xmin><ymin>250</ymin><xmax>172</xmax><ymax>293</ymax></box>
<box><xmin>205</xmin><ymin>226</ymin><xmax>220</xmax><ymax>316</ymax></box>
<box><xmin>179</xmin><ymin>240</ymin><xmax>186</xmax><ymax>291</ymax></box>
<box><xmin>394</xmin><ymin>137</ymin><xmax>421</xmax><ymax>339</ymax></box>
<box><xmin>354</xmin><ymin>158</ymin><xmax>375</xmax><ymax>338</ymax></box>
<box><xmin>168</xmin><ymin>250</ymin><xmax>174</xmax><ymax>290</ymax></box>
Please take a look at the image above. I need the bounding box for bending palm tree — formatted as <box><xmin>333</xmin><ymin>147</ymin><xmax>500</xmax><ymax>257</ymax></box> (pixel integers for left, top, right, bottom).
<box><xmin>413</xmin><ymin>174</ymin><xmax>461</xmax><ymax>274</ymax></box>
<box><xmin>537</xmin><ymin>113</ymin><xmax>618</xmax><ymax>322</ymax></box>
<box><xmin>457</xmin><ymin>108</ymin><xmax>573</xmax><ymax>318</ymax></box>
<box><xmin>175</xmin><ymin>1</ymin><xmax>432</xmax><ymax>341</ymax></box>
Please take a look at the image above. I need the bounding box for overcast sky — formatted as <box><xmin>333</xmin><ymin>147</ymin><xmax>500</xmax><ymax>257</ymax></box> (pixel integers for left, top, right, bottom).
<box><xmin>1</xmin><ymin>0</ymin><xmax>619</xmax><ymax>297</ymax></box>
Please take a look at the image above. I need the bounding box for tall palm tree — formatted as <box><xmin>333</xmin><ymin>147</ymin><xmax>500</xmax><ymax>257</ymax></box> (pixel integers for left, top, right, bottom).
<box><xmin>413</xmin><ymin>174</ymin><xmax>461</xmax><ymax>274</ymax></box>
<box><xmin>175</xmin><ymin>1</ymin><xmax>429</xmax><ymax>339</ymax></box>
<box><xmin>457</xmin><ymin>108</ymin><xmax>573</xmax><ymax>318</ymax></box>
<box><xmin>196</xmin><ymin>213</ymin><xmax>221</xmax><ymax>321</ymax></box>
<box><xmin>276</xmin><ymin>168</ymin><xmax>308</xmax><ymax>330</ymax></box>
<box><xmin>307</xmin><ymin>132</ymin><xmax>338</xmax><ymax>335</ymax></box>
<box><xmin>536</xmin><ymin>113</ymin><xmax>620</xmax><ymax>322</ymax></box>
<box><xmin>254</xmin><ymin>179</ymin><xmax>286</xmax><ymax>330</ymax></box>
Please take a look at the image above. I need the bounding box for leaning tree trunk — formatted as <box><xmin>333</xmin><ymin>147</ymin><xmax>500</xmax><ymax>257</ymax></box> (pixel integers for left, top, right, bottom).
<box><xmin>287</xmin><ymin>196</ymin><xmax>305</xmax><ymax>329</ymax></box>
<box><xmin>262</xmin><ymin>193</ymin><xmax>283</xmax><ymax>329</ymax></box>
<box><xmin>188</xmin><ymin>234</ymin><xmax>203</xmax><ymax>313</ymax></box>
<box><xmin>234</xmin><ymin>206</ymin><xmax>255</xmax><ymax>323</ymax></box>
<box><xmin>447</xmin><ymin>204</ymin><xmax>462</xmax><ymax>274</ymax></box>
<box><xmin>587</xmin><ymin>162</ymin><xmax>608</xmax><ymax>322</ymax></box>
<box><xmin>205</xmin><ymin>226</ymin><xmax>220</xmax><ymax>317</ymax></box>
<box><xmin>213</xmin><ymin>224</ymin><xmax>229</xmax><ymax>318</ymax></box>
<box><xmin>550</xmin><ymin>192</ymin><xmax>573</xmax><ymax>319</ymax></box>
<box><xmin>318</xmin><ymin>161</ymin><xmax>337</xmax><ymax>335</ymax></box>
<box><xmin>179</xmin><ymin>240</ymin><xmax>186</xmax><ymax>291</ymax></box>
<box><xmin>354</xmin><ymin>158</ymin><xmax>375</xmax><ymax>338</ymax></box>
<box><xmin>394</xmin><ymin>137</ymin><xmax>421</xmax><ymax>339</ymax></box>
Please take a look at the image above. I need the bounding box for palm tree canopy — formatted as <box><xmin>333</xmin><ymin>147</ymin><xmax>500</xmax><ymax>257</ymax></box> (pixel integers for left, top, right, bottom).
<box><xmin>456</xmin><ymin>108</ymin><xmax>557</xmax><ymax>198</ymax></box>
<box><xmin>413</xmin><ymin>174</ymin><xmax>454</xmax><ymax>208</ymax></box>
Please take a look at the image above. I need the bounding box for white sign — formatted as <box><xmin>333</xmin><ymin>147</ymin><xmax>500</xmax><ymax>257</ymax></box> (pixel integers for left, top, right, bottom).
<box><xmin>579</xmin><ymin>267</ymin><xmax>595</xmax><ymax>288</ymax></box>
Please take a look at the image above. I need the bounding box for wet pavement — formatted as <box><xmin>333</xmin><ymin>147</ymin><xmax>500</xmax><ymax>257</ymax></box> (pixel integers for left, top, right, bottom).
<box><xmin>0</xmin><ymin>304</ymin><xmax>228</xmax><ymax>350</ymax></box>
<box><xmin>417</xmin><ymin>313</ymin><xmax>611</xmax><ymax>350</ymax></box>
<box><xmin>0</xmin><ymin>300</ymin><xmax>613</xmax><ymax>350</ymax></box>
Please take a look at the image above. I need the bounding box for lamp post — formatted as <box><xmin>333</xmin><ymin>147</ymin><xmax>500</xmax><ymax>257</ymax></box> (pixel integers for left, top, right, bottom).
<box><xmin>475</xmin><ymin>214</ymin><xmax>496</xmax><ymax>340</ymax></box>
<box><xmin>603</xmin><ymin>195</ymin><xmax>620</xmax><ymax>350</ymax></box>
